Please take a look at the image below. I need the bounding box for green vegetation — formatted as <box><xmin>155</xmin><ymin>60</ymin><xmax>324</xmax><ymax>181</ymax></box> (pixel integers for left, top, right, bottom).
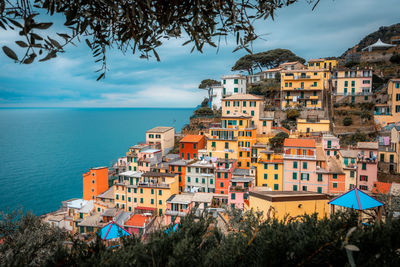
<box><xmin>339</xmin><ymin>131</ymin><xmax>369</xmax><ymax>146</ymax></box>
<box><xmin>198</xmin><ymin>79</ymin><xmax>220</xmax><ymax>103</ymax></box>
<box><xmin>269</xmin><ymin>132</ymin><xmax>289</xmax><ymax>152</ymax></box>
<box><xmin>232</xmin><ymin>48</ymin><xmax>305</xmax><ymax>74</ymax></box>
<box><xmin>285</xmin><ymin>109</ymin><xmax>300</xmax><ymax>120</ymax></box>
<box><xmin>193</xmin><ymin>107</ymin><xmax>214</xmax><ymax>117</ymax></box>
<box><xmin>2</xmin><ymin>210</ymin><xmax>400</xmax><ymax>266</ymax></box>
<box><xmin>390</xmin><ymin>54</ymin><xmax>400</xmax><ymax>64</ymax></box>
<box><xmin>343</xmin><ymin>117</ymin><xmax>353</xmax><ymax>126</ymax></box>
<box><xmin>247</xmin><ymin>75</ymin><xmax>280</xmax><ymax>100</ymax></box>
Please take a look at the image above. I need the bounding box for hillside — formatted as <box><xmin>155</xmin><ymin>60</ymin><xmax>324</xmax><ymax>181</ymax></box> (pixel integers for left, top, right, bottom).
<box><xmin>341</xmin><ymin>23</ymin><xmax>400</xmax><ymax>57</ymax></box>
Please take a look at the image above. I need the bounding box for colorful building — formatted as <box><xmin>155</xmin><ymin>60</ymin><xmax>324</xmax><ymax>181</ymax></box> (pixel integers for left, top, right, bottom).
<box><xmin>307</xmin><ymin>58</ymin><xmax>338</xmax><ymax>71</ymax></box>
<box><xmin>356</xmin><ymin>142</ymin><xmax>378</xmax><ymax>191</ymax></box>
<box><xmin>83</xmin><ymin>167</ymin><xmax>109</xmax><ymax>201</ymax></box>
<box><xmin>185</xmin><ymin>160</ymin><xmax>215</xmax><ymax>193</ymax></box>
<box><xmin>215</xmin><ymin>159</ymin><xmax>237</xmax><ymax>195</ymax></box>
<box><xmin>146</xmin><ymin>126</ymin><xmax>175</xmax><ymax>155</ymax></box>
<box><xmin>280</xmin><ymin>70</ymin><xmax>325</xmax><ymax>109</ymax></box>
<box><xmin>169</xmin><ymin>159</ymin><xmax>190</xmax><ymax>192</ymax></box>
<box><xmin>256</xmin><ymin>151</ymin><xmax>283</xmax><ymax>191</ymax></box>
<box><xmin>296</xmin><ymin>118</ymin><xmax>330</xmax><ymax>135</ymax></box>
<box><xmin>179</xmin><ymin>134</ymin><xmax>205</xmax><ymax>160</ymax></box>
<box><xmin>248</xmin><ymin>191</ymin><xmax>330</xmax><ymax>220</ymax></box>
<box><xmin>374</xmin><ymin>79</ymin><xmax>400</xmax><ymax>126</ymax></box>
<box><xmin>207</xmin><ymin>115</ymin><xmax>257</xmax><ymax>168</ymax></box>
<box><xmin>279</xmin><ymin>61</ymin><xmax>306</xmax><ymax>70</ymax></box>
<box><xmin>124</xmin><ymin>213</ymin><xmax>154</xmax><ymax>236</ymax></box>
<box><xmin>339</xmin><ymin>149</ymin><xmax>358</xmax><ymax>190</ymax></box>
<box><xmin>221</xmin><ymin>74</ymin><xmax>247</xmax><ymax>97</ymax></box>
<box><xmin>332</xmin><ymin>68</ymin><xmax>373</xmax><ymax>96</ymax></box>
<box><xmin>228</xmin><ymin>168</ymin><xmax>255</xmax><ymax>209</ymax></box>
<box><xmin>165</xmin><ymin>193</ymin><xmax>194</xmax><ymax>225</ymax></box>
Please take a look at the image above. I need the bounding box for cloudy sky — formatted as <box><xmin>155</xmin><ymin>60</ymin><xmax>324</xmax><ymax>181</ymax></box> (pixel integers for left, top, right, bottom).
<box><xmin>0</xmin><ymin>0</ymin><xmax>399</xmax><ymax>108</ymax></box>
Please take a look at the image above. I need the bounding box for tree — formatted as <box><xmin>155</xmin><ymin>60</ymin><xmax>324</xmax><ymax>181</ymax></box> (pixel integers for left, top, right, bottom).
<box><xmin>390</xmin><ymin>54</ymin><xmax>400</xmax><ymax>64</ymax></box>
<box><xmin>269</xmin><ymin>132</ymin><xmax>289</xmax><ymax>151</ymax></box>
<box><xmin>0</xmin><ymin>0</ymin><xmax>319</xmax><ymax>80</ymax></box>
<box><xmin>199</xmin><ymin>79</ymin><xmax>219</xmax><ymax>103</ymax></box>
<box><xmin>232</xmin><ymin>48</ymin><xmax>306</xmax><ymax>74</ymax></box>
<box><xmin>285</xmin><ymin>108</ymin><xmax>300</xmax><ymax>120</ymax></box>
<box><xmin>193</xmin><ymin>107</ymin><xmax>214</xmax><ymax>117</ymax></box>
<box><xmin>201</xmin><ymin>98</ymin><xmax>209</xmax><ymax>108</ymax></box>
<box><xmin>343</xmin><ymin>117</ymin><xmax>353</xmax><ymax>126</ymax></box>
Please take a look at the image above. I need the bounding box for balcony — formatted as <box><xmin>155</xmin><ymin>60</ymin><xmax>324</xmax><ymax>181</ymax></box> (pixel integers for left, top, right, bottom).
<box><xmin>229</xmin><ymin>186</ymin><xmax>248</xmax><ymax>192</ymax></box>
<box><xmin>137</xmin><ymin>182</ymin><xmax>170</xmax><ymax>189</ymax></box>
<box><xmin>309</xmin><ymin>95</ymin><xmax>319</xmax><ymax>100</ymax></box>
<box><xmin>283</xmin><ymin>154</ymin><xmax>316</xmax><ymax>160</ymax></box>
<box><xmin>165</xmin><ymin>209</ymin><xmax>188</xmax><ymax>217</ymax></box>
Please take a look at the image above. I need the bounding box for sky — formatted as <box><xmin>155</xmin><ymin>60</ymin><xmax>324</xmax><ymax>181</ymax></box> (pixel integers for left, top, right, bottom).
<box><xmin>0</xmin><ymin>0</ymin><xmax>399</xmax><ymax>108</ymax></box>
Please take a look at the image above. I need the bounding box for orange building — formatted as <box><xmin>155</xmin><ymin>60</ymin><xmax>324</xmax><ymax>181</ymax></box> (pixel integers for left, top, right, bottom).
<box><xmin>169</xmin><ymin>159</ymin><xmax>190</xmax><ymax>192</ymax></box>
<box><xmin>83</xmin><ymin>167</ymin><xmax>109</xmax><ymax>200</ymax></box>
<box><xmin>179</xmin><ymin>135</ymin><xmax>205</xmax><ymax>160</ymax></box>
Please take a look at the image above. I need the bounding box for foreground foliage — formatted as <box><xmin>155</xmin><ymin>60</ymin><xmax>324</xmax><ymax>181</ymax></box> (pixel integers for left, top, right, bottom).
<box><xmin>1</xmin><ymin>210</ymin><xmax>400</xmax><ymax>266</ymax></box>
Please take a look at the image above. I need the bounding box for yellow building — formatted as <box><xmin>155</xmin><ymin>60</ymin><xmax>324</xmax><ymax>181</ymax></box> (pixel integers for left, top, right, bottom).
<box><xmin>280</xmin><ymin>70</ymin><xmax>325</xmax><ymax>109</ymax></box>
<box><xmin>248</xmin><ymin>191</ymin><xmax>330</xmax><ymax>221</ymax></box>
<box><xmin>256</xmin><ymin>152</ymin><xmax>283</xmax><ymax>191</ymax></box>
<box><xmin>296</xmin><ymin>118</ymin><xmax>330</xmax><ymax>135</ymax></box>
<box><xmin>208</xmin><ymin>115</ymin><xmax>257</xmax><ymax>169</ymax></box>
<box><xmin>221</xmin><ymin>94</ymin><xmax>268</xmax><ymax>135</ymax></box>
<box><xmin>374</xmin><ymin>79</ymin><xmax>400</xmax><ymax>126</ymax></box>
<box><xmin>307</xmin><ymin>58</ymin><xmax>338</xmax><ymax>71</ymax></box>
<box><xmin>114</xmin><ymin>171</ymin><xmax>179</xmax><ymax>216</ymax></box>
<box><xmin>146</xmin><ymin>126</ymin><xmax>175</xmax><ymax>155</ymax></box>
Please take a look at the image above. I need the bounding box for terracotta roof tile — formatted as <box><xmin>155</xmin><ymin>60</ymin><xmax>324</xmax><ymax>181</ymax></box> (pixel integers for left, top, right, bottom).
<box><xmin>222</xmin><ymin>94</ymin><xmax>264</xmax><ymax>101</ymax></box>
<box><xmin>125</xmin><ymin>214</ymin><xmax>152</xmax><ymax>228</ymax></box>
<box><xmin>180</xmin><ymin>135</ymin><xmax>205</xmax><ymax>143</ymax></box>
<box><xmin>283</xmin><ymin>138</ymin><xmax>316</xmax><ymax>148</ymax></box>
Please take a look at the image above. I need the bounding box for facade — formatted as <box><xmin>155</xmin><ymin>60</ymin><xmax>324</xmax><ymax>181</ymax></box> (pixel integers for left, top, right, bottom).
<box><xmin>248</xmin><ymin>191</ymin><xmax>330</xmax><ymax>220</ymax></box>
<box><xmin>256</xmin><ymin>152</ymin><xmax>283</xmax><ymax>191</ymax></box>
<box><xmin>124</xmin><ymin>214</ymin><xmax>154</xmax><ymax>236</ymax></box>
<box><xmin>210</xmin><ymin>85</ymin><xmax>223</xmax><ymax>110</ymax></box>
<box><xmin>374</xmin><ymin>79</ymin><xmax>400</xmax><ymax>126</ymax></box>
<box><xmin>339</xmin><ymin>149</ymin><xmax>358</xmax><ymax>190</ymax></box>
<box><xmin>179</xmin><ymin>134</ymin><xmax>206</xmax><ymax>160</ymax></box>
<box><xmin>283</xmin><ymin>139</ymin><xmax>319</xmax><ymax>192</ymax></box>
<box><xmin>82</xmin><ymin>167</ymin><xmax>109</xmax><ymax>201</ymax></box>
<box><xmin>279</xmin><ymin>61</ymin><xmax>306</xmax><ymax>70</ymax></box>
<box><xmin>221</xmin><ymin>74</ymin><xmax>246</xmax><ymax>97</ymax></box>
<box><xmin>126</xmin><ymin>143</ymin><xmax>160</xmax><ymax>172</ymax></box>
<box><xmin>307</xmin><ymin>58</ymin><xmax>338</xmax><ymax>71</ymax></box>
<box><xmin>146</xmin><ymin>127</ymin><xmax>175</xmax><ymax>155</ymax></box>
<box><xmin>215</xmin><ymin>159</ymin><xmax>237</xmax><ymax>195</ymax></box>
<box><xmin>228</xmin><ymin>176</ymin><xmax>253</xmax><ymax>209</ymax></box>
<box><xmin>322</xmin><ymin>134</ymin><xmax>340</xmax><ymax>157</ymax></box>
<box><xmin>169</xmin><ymin>159</ymin><xmax>190</xmax><ymax>192</ymax></box>
<box><xmin>247</xmin><ymin>67</ymin><xmax>282</xmax><ymax>85</ymax></box>
<box><xmin>185</xmin><ymin>160</ymin><xmax>215</xmax><ymax>193</ymax></box>
<box><xmin>165</xmin><ymin>193</ymin><xmax>194</xmax><ymax>225</ymax></box>
<box><xmin>297</xmin><ymin>118</ymin><xmax>330</xmax><ymax>135</ymax></box>
<box><xmin>221</xmin><ymin>94</ymin><xmax>265</xmax><ymax>134</ymax></box>
<box><xmin>378</xmin><ymin>129</ymin><xmax>398</xmax><ymax>173</ymax></box>
<box><xmin>208</xmin><ymin>116</ymin><xmax>257</xmax><ymax>168</ymax></box>
<box><xmin>137</xmin><ymin>149</ymin><xmax>163</xmax><ymax>172</ymax></box>
<box><xmin>356</xmin><ymin>142</ymin><xmax>378</xmax><ymax>191</ymax></box>
<box><xmin>280</xmin><ymin>70</ymin><xmax>325</xmax><ymax>109</ymax></box>
<box><xmin>332</xmin><ymin>68</ymin><xmax>373</xmax><ymax>96</ymax></box>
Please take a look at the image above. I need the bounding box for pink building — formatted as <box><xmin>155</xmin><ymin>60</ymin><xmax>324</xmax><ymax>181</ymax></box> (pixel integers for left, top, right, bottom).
<box><xmin>165</xmin><ymin>193</ymin><xmax>194</xmax><ymax>225</ymax></box>
<box><xmin>137</xmin><ymin>149</ymin><xmax>162</xmax><ymax>172</ymax></box>
<box><xmin>283</xmin><ymin>139</ymin><xmax>320</xmax><ymax>192</ymax></box>
<box><xmin>322</xmin><ymin>134</ymin><xmax>340</xmax><ymax>157</ymax></box>
<box><xmin>356</xmin><ymin>142</ymin><xmax>378</xmax><ymax>191</ymax></box>
<box><xmin>124</xmin><ymin>214</ymin><xmax>154</xmax><ymax>236</ymax></box>
<box><xmin>228</xmin><ymin>177</ymin><xmax>253</xmax><ymax>209</ymax></box>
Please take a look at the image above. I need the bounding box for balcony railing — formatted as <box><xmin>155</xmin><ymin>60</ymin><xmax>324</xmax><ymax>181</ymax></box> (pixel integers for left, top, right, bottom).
<box><xmin>283</xmin><ymin>154</ymin><xmax>316</xmax><ymax>160</ymax></box>
<box><xmin>229</xmin><ymin>186</ymin><xmax>248</xmax><ymax>192</ymax></box>
<box><xmin>165</xmin><ymin>209</ymin><xmax>188</xmax><ymax>217</ymax></box>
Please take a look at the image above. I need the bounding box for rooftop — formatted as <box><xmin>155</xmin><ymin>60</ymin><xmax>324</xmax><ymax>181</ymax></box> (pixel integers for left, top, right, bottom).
<box><xmin>308</xmin><ymin>58</ymin><xmax>325</xmax><ymax>62</ymax></box>
<box><xmin>102</xmin><ymin>208</ymin><xmax>118</xmax><ymax>217</ymax></box>
<box><xmin>119</xmin><ymin>171</ymin><xmax>143</xmax><ymax>178</ymax></box>
<box><xmin>180</xmin><ymin>135</ymin><xmax>205</xmax><ymax>143</ymax></box>
<box><xmin>250</xmin><ymin>191</ymin><xmax>329</xmax><ymax>202</ymax></box>
<box><xmin>142</xmin><ymin>148</ymin><xmax>162</xmax><ymax>154</ymax></box>
<box><xmin>279</xmin><ymin>61</ymin><xmax>303</xmax><ymax>66</ymax></box>
<box><xmin>146</xmin><ymin>126</ymin><xmax>174</xmax><ymax>133</ymax></box>
<box><xmin>125</xmin><ymin>214</ymin><xmax>153</xmax><ymax>228</ymax></box>
<box><xmin>340</xmin><ymin>149</ymin><xmax>358</xmax><ymax>158</ymax></box>
<box><xmin>357</xmin><ymin>142</ymin><xmax>379</xmax><ymax>150</ymax></box>
<box><xmin>67</xmin><ymin>199</ymin><xmax>88</xmax><ymax>210</ymax></box>
<box><xmin>232</xmin><ymin>168</ymin><xmax>250</xmax><ymax>176</ymax></box>
<box><xmin>284</xmin><ymin>138</ymin><xmax>316</xmax><ymax>148</ymax></box>
<box><xmin>192</xmin><ymin>192</ymin><xmax>214</xmax><ymax>203</ymax></box>
<box><xmin>78</xmin><ymin>213</ymin><xmax>102</xmax><ymax>227</ymax></box>
<box><xmin>166</xmin><ymin>193</ymin><xmax>194</xmax><ymax>204</ymax></box>
<box><xmin>222</xmin><ymin>94</ymin><xmax>264</xmax><ymax>101</ymax></box>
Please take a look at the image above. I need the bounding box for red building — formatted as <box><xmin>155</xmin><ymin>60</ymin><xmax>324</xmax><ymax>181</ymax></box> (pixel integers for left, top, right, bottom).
<box><xmin>179</xmin><ymin>135</ymin><xmax>205</xmax><ymax>160</ymax></box>
<box><xmin>215</xmin><ymin>159</ymin><xmax>237</xmax><ymax>196</ymax></box>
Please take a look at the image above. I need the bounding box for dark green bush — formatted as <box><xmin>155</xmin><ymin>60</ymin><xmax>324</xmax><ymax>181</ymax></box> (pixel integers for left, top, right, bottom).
<box><xmin>343</xmin><ymin>117</ymin><xmax>353</xmax><ymax>126</ymax></box>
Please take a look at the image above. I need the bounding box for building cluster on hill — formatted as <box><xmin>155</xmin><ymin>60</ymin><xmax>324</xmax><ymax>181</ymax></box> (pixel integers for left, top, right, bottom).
<box><xmin>43</xmin><ymin>40</ymin><xmax>400</xmax><ymax>237</ymax></box>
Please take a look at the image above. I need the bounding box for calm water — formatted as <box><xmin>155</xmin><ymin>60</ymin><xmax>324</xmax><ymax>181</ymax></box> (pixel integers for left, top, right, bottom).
<box><xmin>0</xmin><ymin>108</ymin><xmax>193</xmax><ymax>215</ymax></box>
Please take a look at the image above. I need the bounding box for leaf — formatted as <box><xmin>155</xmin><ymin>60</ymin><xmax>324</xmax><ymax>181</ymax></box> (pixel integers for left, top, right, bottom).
<box><xmin>85</xmin><ymin>39</ymin><xmax>92</xmax><ymax>49</ymax></box>
<box><xmin>153</xmin><ymin>49</ymin><xmax>160</xmax><ymax>62</ymax></box>
<box><xmin>57</xmin><ymin>33</ymin><xmax>70</xmax><ymax>40</ymax></box>
<box><xmin>15</xmin><ymin>41</ymin><xmax>28</xmax><ymax>48</ymax></box>
<box><xmin>0</xmin><ymin>20</ymin><xmax>6</xmax><ymax>30</ymax></box>
<box><xmin>7</xmin><ymin>18</ymin><xmax>23</xmax><ymax>28</ymax></box>
<box><xmin>345</xmin><ymin>244</ymin><xmax>360</xmax><ymax>252</ymax></box>
<box><xmin>2</xmin><ymin>46</ymin><xmax>18</xmax><ymax>61</ymax></box>
<box><xmin>30</xmin><ymin>33</ymin><xmax>43</xmax><ymax>41</ymax></box>
<box><xmin>48</xmin><ymin>37</ymin><xmax>62</xmax><ymax>50</ymax></box>
<box><xmin>96</xmin><ymin>73</ymin><xmax>105</xmax><ymax>81</ymax></box>
<box><xmin>34</xmin><ymin>22</ymin><xmax>53</xmax><ymax>30</ymax></box>
<box><xmin>39</xmin><ymin>51</ymin><xmax>57</xmax><ymax>62</ymax></box>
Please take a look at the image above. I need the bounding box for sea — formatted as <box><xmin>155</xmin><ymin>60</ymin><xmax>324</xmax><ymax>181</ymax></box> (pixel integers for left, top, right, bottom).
<box><xmin>0</xmin><ymin>108</ymin><xmax>194</xmax><ymax>215</ymax></box>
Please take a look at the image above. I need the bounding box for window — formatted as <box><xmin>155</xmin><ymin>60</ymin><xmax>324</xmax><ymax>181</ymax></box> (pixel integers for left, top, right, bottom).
<box><xmin>181</xmin><ymin>143</ymin><xmax>184</xmax><ymax>149</ymax></box>
<box><xmin>274</xmin><ymin>184</ymin><xmax>279</xmax><ymax>190</ymax></box>
<box><xmin>234</xmin><ymin>79</ymin><xmax>238</xmax><ymax>84</ymax></box>
<box><xmin>159</xmin><ymin>200</ymin><xmax>162</xmax><ymax>205</ymax></box>
<box><xmin>264</xmin><ymin>174</ymin><xmax>268</xmax><ymax>179</ymax></box>
<box><xmin>151</xmin><ymin>199</ymin><xmax>154</xmax><ymax>204</ymax></box>
<box><xmin>187</xmin><ymin>153</ymin><xmax>190</xmax><ymax>160</ymax></box>
<box><xmin>211</xmin><ymin>141</ymin><xmax>216</xmax><ymax>147</ymax></box>
<box><xmin>293</xmin><ymin>185</ymin><xmax>298</xmax><ymax>191</ymax></box>
<box><xmin>318</xmin><ymin>174</ymin><xmax>323</xmax><ymax>182</ymax></box>
<box><xmin>234</xmin><ymin>87</ymin><xmax>238</xmax><ymax>93</ymax></box>
<box><xmin>292</xmin><ymin>173</ymin><xmax>297</xmax><ymax>180</ymax></box>
<box><xmin>360</xmin><ymin>175</ymin><xmax>368</xmax><ymax>182</ymax></box>
<box><xmin>149</xmin><ymin>134</ymin><xmax>154</xmax><ymax>138</ymax></box>
<box><xmin>187</xmin><ymin>177</ymin><xmax>191</xmax><ymax>182</ymax></box>
<box><xmin>274</xmin><ymin>164</ymin><xmax>278</xmax><ymax>170</ymax></box>
<box><xmin>223</xmin><ymin>79</ymin><xmax>226</xmax><ymax>84</ymax></box>
<box><xmin>158</xmin><ymin>190</ymin><xmax>162</xmax><ymax>195</ymax></box>
<box><xmin>231</xmin><ymin>193</ymin><xmax>236</xmax><ymax>200</ymax></box>
<box><xmin>220</xmin><ymin>182</ymin><xmax>224</xmax><ymax>187</ymax></box>
<box><xmin>274</xmin><ymin>174</ymin><xmax>278</xmax><ymax>180</ymax></box>
<box><xmin>303</xmin><ymin>162</ymin><xmax>307</xmax><ymax>169</ymax></box>
<box><xmin>327</xmin><ymin>140</ymin><xmax>331</xmax><ymax>148</ymax></box>
<box><xmin>351</xmin><ymin>81</ymin><xmax>355</xmax><ymax>87</ymax></box>
<box><xmin>156</xmin><ymin>134</ymin><xmax>161</xmax><ymax>138</ymax></box>
<box><xmin>350</xmin><ymin>171</ymin><xmax>355</xmax><ymax>178</ymax></box>
<box><xmin>396</xmin><ymin>106</ymin><xmax>400</xmax><ymax>113</ymax></box>
<box><xmin>140</xmin><ymin>198</ymin><xmax>143</xmax><ymax>203</ymax></box>
<box><xmin>251</xmin><ymin>110</ymin><xmax>254</xmax><ymax>116</ymax></box>
<box><xmin>134</xmin><ymin>198</ymin><xmax>137</xmax><ymax>203</ymax></box>
<box><xmin>122</xmin><ymin>195</ymin><xmax>125</xmax><ymax>200</ymax></box>
<box><xmin>193</xmin><ymin>153</ymin><xmax>197</xmax><ymax>158</ymax></box>
<box><xmin>181</xmin><ymin>153</ymin><xmax>184</xmax><ymax>158</ymax></box>
<box><xmin>202</xmin><ymin>178</ymin><xmax>205</xmax><ymax>184</ymax></box>
<box><xmin>140</xmin><ymin>188</ymin><xmax>143</xmax><ymax>194</ymax></box>
<box><xmin>344</xmin><ymin>81</ymin><xmax>348</xmax><ymax>87</ymax></box>
<box><xmin>333</xmin><ymin>174</ymin><xmax>337</xmax><ymax>179</ymax></box>
<box><xmin>264</xmin><ymin>164</ymin><xmax>268</xmax><ymax>169</ymax></box>
<box><xmin>317</xmin><ymin>187</ymin><xmax>322</xmax><ymax>193</ymax></box>
<box><xmin>327</xmin><ymin>150</ymin><xmax>330</xmax><ymax>156</ymax></box>
<box><xmin>128</xmin><ymin>197</ymin><xmax>131</xmax><ymax>202</ymax></box>
<box><xmin>362</xmin><ymin>163</ymin><xmax>366</xmax><ymax>170</ymax></box>
<box><xmin>151</xmin><ymin>189</ymin><xmax>154</xmax><ymax>194</ymax></box>
<box><xmin>293</xmin><ymin>161</ymin><xmax>298</xmax><ymax>169</ymax></box>
<box><xmin>224</xmin><ymin>173</ymin><xmax>228</xmax><ymax>179</ymax></box>
<box><xmin>210</xmin><ymin>179</ymin><xmax>213</xmax><ymax>184</ymax></box>
<box><xmin>116</xmin><ymin>194</ymin><xmax>119</xmax><ymax>200</ymax></box>
<box><xmin>333</xmin><ymin>183</ymin><xmax>337</xmax><ymax>188</ymax></box>
<box><xmin>302</xmin><ymin>186</ymin><xmax>307</xmax><ymax>191</ymax></box>
<box><xmin>301</xmin><ymin>173</ymin><xmax>309</xmax><ymax>181</ymax></box>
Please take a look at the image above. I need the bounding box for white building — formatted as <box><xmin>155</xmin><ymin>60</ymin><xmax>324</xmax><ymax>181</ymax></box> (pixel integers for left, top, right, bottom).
<box><xmin>210</xmin><ymin>85</ymin><xmax>223</xmax><ymax>110</ymax></box>
<box><xmin>221</xmin><ymin>74</ymin><xmax>247</xmax><ymax>97</ymax></box>
<box><xmin>247</xmin><ymin>68</ymin><xmax>282</xmax><ymax>85</ymax></box>
<box><xmin>185</xmin><ymin>160</ymin><xmax>215</xmax><ymax>193</ymax></box>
